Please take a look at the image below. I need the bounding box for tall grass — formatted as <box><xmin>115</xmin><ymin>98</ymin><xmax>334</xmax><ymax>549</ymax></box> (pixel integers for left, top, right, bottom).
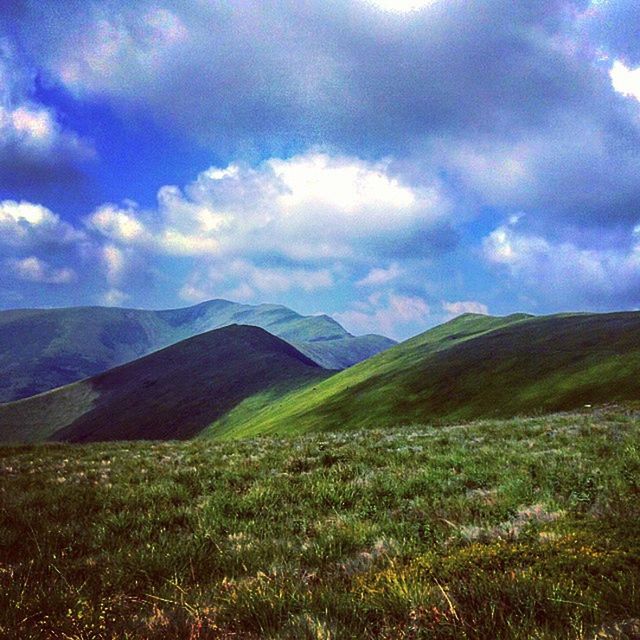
<box><xmin>1</xmin><ymin>407</ymin><xmax>639</xmax><ymax>638</ymax></box>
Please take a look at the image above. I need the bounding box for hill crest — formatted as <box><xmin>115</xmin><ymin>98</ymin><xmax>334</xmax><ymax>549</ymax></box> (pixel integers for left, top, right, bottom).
<box><xmin>0</xmin><ymin>299</ymin><xmax>395</xmax><ymax>402</ymax></box>
<box><xmin>0</xmin><ymin>324</ymin><xmax>329</xmax><ymax>443</ymax></box>
<box><xmin>207</xmin><ymin>310</ymin><xmax>640</xmax><ymax>438</ymax></box>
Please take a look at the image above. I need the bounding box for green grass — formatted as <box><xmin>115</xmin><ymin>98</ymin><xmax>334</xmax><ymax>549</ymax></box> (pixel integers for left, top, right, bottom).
<box><xmin>5</xmin><ymin>310</ymin><xmax>640</xmax><ymax>446</ymax></box>
<box><xmin>1</xmin><ymin>406</ymin><xmax>639</xmax><ymax>638</ymax></box>
<box><xmin>207</xmin><ymin>311</ymin><xmax>640</xmax><ymax>439</ymax></box>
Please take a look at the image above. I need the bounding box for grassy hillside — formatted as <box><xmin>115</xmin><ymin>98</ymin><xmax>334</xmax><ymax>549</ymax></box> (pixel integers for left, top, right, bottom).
<box><xmin>0</xmin><ymin>325</ymin><xmax>329</xmax><ymax>443</ymax></box>
<box><xmin>0</xmin><ymin>300</ymin><xmax>394</xmax><ymax>402</ymax></box>
<box><xmin>1</xmin><ymin>408</ymin><xmax>639</xmax><ymax>638</ymax></box>
<box><xmin>208</xmin><ymin>311</ymin><xmax>640</xmax><ymax>438</ymax></box>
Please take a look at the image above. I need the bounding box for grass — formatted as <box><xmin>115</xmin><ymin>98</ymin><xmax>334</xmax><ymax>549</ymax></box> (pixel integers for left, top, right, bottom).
<box><xmin>5</xmin><ymin>310</ymin><xmax>640</xmax><ymax>445</ymax></box>
<box><xmin>207</xmin><ymin>311</ymin><xmax>640</xmax><ymax>438</ymax></box>
<box><xmin>1</xmin><ymin>406</ymin><xmax>639</xmax><ymax>638</ymax></box>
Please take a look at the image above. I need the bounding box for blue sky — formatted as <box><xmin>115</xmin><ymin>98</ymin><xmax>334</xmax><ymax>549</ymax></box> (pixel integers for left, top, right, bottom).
<box><xmin>1</xmin><ymin>0</ymin><xmax>640</xmax><ymax>339</ymax></box>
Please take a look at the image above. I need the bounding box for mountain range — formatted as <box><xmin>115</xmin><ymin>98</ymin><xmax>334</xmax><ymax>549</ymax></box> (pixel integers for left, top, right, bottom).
<box><xmin>0</xmin><ymin>299</ymin><xmax>394</xmax><ymax>403</ymax></box>
<box><xmin>1</xmin><ymin>308</ymin><xmax>639</xmax><ymax>443</ymax></box>
<box><xmin>0</xmin><ymin>325</ymin><xmax>327</xmax><ymax>443</ymax></box>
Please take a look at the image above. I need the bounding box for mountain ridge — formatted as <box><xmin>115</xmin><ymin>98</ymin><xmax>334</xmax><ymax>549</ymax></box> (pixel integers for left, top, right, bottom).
<box><xmin>4</xmin><ymin>309</ymin><xmax>639</xmax><ymax>444</ymax></box>
<box><xmin>0</xmin><ymin>299</ymin><xmax>395</xmax><ymax>403</ymax></box>
<box><xmin>206</xmin><ymin>310</ymin><xmax>640</xmax><ymax>438</ymax></box>
<box><xmin>0</xmin><ymin>324</ymin><xmax>330</xmax><ymax>443</ymax></box>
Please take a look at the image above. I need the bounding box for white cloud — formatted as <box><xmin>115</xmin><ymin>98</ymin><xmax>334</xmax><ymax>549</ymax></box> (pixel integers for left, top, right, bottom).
<box><xmin>245</xmin><ymin>264</ymin><xmax>333</xmax><ymax>294</ymax></box>
<box><xmin>88</xmin><ymin>200</ymin><xmax>222</xmax><ymax>257</ymax></box>
<box><xmin>363</xmin><ymin>0</ymin><xmax>438</xmax><ymax>13</ymax></box>
<box><xmin>101</xmin><ymin>244</ymin><xmax>126</xmax><ymax>286</ymax></box>
<box><xmin>75</xmin><ymin>150</ymin><xmax>451</xmax><ymax>312</ymax></box>
<box><xmin>7</xmin><ymin>256</ymin><xmax>76</xmax><ymax>284</ymax></box>
<box><xmin>0</xmin><ymin>150</ymin><xmax>449</xmax><ymax>309</ymax></box>
<box><xmin>483</xmin><ymin>225</ymin><xmax>549</xmax><ymax>268</ymax></box>
<box><xmin>88</xmin><ymin>205</ymin><xmax>148</xmax><ymax>244</ymax></box>
<box><xmin>38</xmin><ymin>0</ymin><xmax>597</xmax><ymax>166</ymax></box>
<box><xmin>87</xmin><ymin>192</ymin><xmax>224</xmax><ymax>257</ymax></box>
<box><xmin>435</xmin><ymin>138</ymin><xmax>530</xmax><ymax>205</ymax></box>
<box><xmin>427</xmin><ymin>113</ymin><xmax>640</xmax><ymax>227</ymax></box>
<box><xmin>179</xmin><ymin>260</ymin><xmax>334</xmax><ymax>303</ymax></box>
<box><xmin>335</xmin><ymin>292</ymin><xmax>430</xmax><ymax>338</ymax></box>
<box><xmin>3</xmin><ymin>118</ymin><xmax>90</xmax><ymax>175</ymax></box>
<box><xmin>224</xmin><ymin>282</ymin><xmax>256</xmax><ymax>303</ymax></box>
<box><xmin>442</xmin><ymin>300</ymin><xmax>488</xmax><ymax>316</ymax></box>
<box><xmin>57</xmin><ymin>8</ymin><xmax>188</xmax><ymax>93</ymax></box>
<box><xmin>0</xmin><ymin>200</ymin><xmax>84</xmax><ymax>247</ymax></box>
<box><xmin>14</xmin><ymin>0</ymin><xmax>640</xmax><ymax>241</ymax></box>
<box><xmin>86</xmin><ymin>150</ymin><xmax>449</xmax><ymax>263</ymax></box>
<box><xmin>483</xmin><ymin>218</ymin><xmax>640</xmax><ymax>303</ymax></box>
<box><xmin>269</xmin><ymin>153</ymin><xmax>418</xmax><ymax>218</ymax></box>
<box><xmin>44</xmin><ymin>2</ymin><xmax>349</xmax><ymax>148</ymax></box>
<box><xmin>610</xmin><ymin>59</ymin><xmax>640</xmax><ymax>102</ymax></box>
<box><xmin>100</xmin><ymin>288</ymin><xmax>130</xmax><ymax>307</ymax></box>
<box><xmin>0</xmin><ymin>43</ymin><xmax>93</xmax><ymax>170</ymax></box>
<box><xmin>3</xmin><ymin>105</ymin><xmax>55</xmax><ymax>147</ymax></box>
<box><xmin>357</xmin><ymin>263</ymin><xmax>402</xmax><ymax>287</ymax></box>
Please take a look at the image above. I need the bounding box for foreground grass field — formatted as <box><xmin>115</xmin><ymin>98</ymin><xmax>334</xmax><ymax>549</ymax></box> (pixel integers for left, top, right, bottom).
<box><xmin>1</xmin><ymin>407</ymin><xmax>639</xmax><ymax>639</ymax></box>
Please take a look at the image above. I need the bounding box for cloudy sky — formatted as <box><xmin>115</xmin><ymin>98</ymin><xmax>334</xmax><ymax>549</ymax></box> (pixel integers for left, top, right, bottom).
<box><xmin>1</xmin><ymin>0</ymin><xmax>640</xmax><ymax>339</ymax></box>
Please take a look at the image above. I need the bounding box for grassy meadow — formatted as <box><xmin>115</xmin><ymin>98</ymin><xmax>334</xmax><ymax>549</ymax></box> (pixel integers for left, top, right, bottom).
<box><xmin>1</xmin><ymin>406</ymin><xmax>639</xmax><ymax>639</ymax></box>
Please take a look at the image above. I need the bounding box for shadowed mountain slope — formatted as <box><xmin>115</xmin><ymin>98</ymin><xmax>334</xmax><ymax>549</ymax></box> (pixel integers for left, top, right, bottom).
<box><xmin>0</xmin><ymin>300</ymin><xmax>394</xmax><ymax>402</ymax></box>
<box><xmin>0</xmin><ymin>325</ymin><xmax>329</xmax><ymax>443</ymax></box>
<box><xmin>206</xmin><ymin>311</ymin><xmax>640</xmax><ymax>438</ymax></box>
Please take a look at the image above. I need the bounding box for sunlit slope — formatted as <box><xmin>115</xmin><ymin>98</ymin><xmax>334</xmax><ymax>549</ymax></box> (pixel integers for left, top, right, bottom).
<box><xmin>0</xmin><ymin>300</ymin><xmax>394</xmax><ymax>402</ymax></box>
<box><xmin>0</xmin><ymin>325</ymin><xmax>329</xmax><ymax>443</ymax></box>
<box><xmin>208</xmin><ymin>311</ymin><xmax>640</xmax><ymax>438</ymax></box>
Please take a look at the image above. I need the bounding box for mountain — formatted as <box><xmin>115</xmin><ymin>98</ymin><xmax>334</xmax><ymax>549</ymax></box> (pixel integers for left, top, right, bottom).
<box><xmin>0</xmin><ymin>300</ymin><xmax>394</xmax><ymax>402</ymax></box>
<box><xmin>7</xmin><ymin>309</ymin><xmax>637</xmax><ymax>444</ymax></box>
<box><xmin>206</xmin><ymin>311</ymin><xmax>640</xmax><ymax>438</ymax></box>
<box><xmin>0</xmin><ymin>325</ymin><xmax>329</xmax><ymax>443</ymax></box>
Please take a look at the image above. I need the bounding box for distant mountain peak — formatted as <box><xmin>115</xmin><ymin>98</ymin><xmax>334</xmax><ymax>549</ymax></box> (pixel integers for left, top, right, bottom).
<box><xmin>0</xmin><ymin>299</ymin><xmax>395</xmax><ymax>403</ymax></box>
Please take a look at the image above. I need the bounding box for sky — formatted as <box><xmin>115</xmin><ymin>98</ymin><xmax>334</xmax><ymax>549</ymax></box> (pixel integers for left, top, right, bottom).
<box><xmin>1</xmin><ymin>0</ymin><xmax>640</xmax><ymax>339</ymax></box>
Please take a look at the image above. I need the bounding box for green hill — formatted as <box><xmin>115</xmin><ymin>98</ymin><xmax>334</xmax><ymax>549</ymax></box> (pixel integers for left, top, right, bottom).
<box><xmin>207</xmin><ymin>311</ymin><xmax>640</xmax><ymax>438</ymax></box>
<box><xmin>0</xmin><ymin>325</ymin><xmax>329</xmax><ymax>443</ymax></box>
<box><xmin>0</xmin><ymin>300</ymin><xmax>394</xmax><ymax>402</ymax></box>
